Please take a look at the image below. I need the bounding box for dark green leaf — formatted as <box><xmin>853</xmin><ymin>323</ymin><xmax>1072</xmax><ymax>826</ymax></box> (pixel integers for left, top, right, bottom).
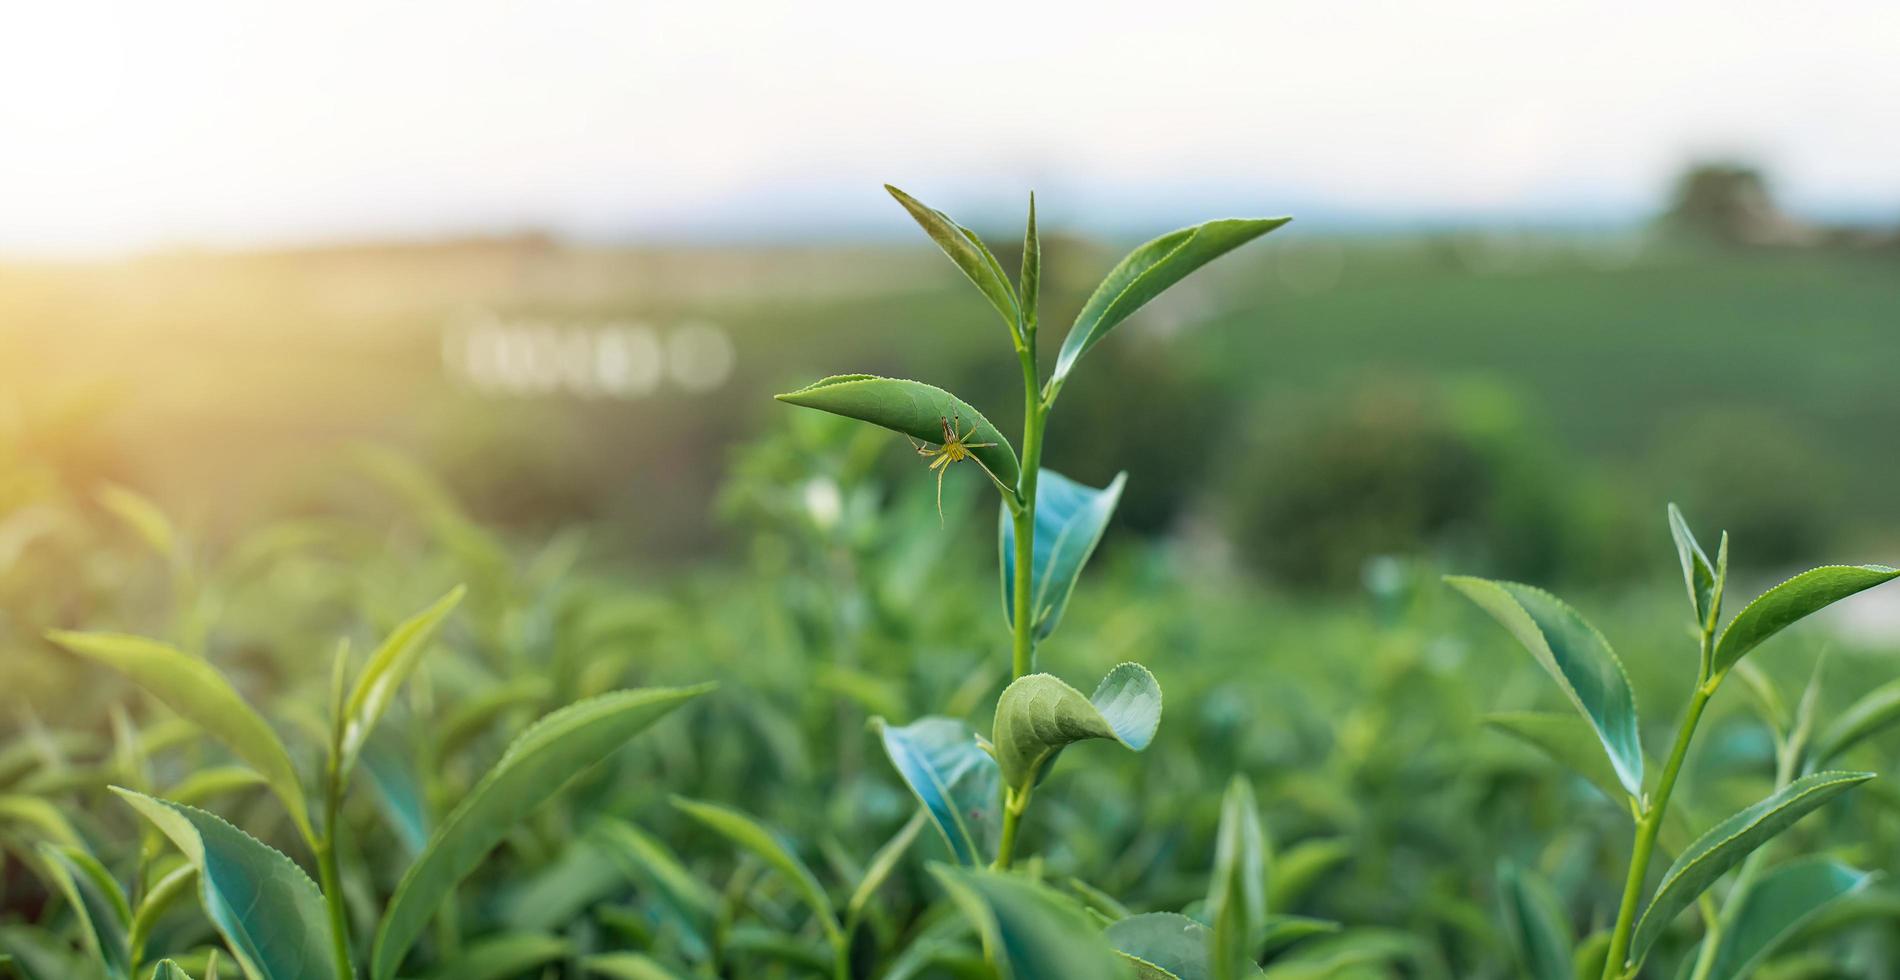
<box><xmin>847</xmin><ymin>810</ymin><xmax>927</xmax><ymax>928</ymax></box>
<box><xmin>775</xmin><ymin>375</ymin><xmax>1020</xmax><ymax>488</ymax></box>
<box><xmin>885</xmin><ymin>185</ymin><xmax>1021</xmax><ymax>336</ymax></box>
<box><xmin>999</xmin><ymin>470</ymin><xmax>1126</xmax><ymax>641</ymax></box>
<box><xmin>1630</xmin><ymin>770</ymin><xmax>1875</xmax><ymax>965</ymax></box>
<box><xmin>1485</xmin><ymin>711</ymin><xmax>1629</xmax><ymax>808</ymax></box>
<box><xmin>992</xmin><ymin>663</ymin><xmax>1162</xmax><ymax>792</ymax></box>
<box><xmin>1498</xmin><ymin>861</ymin><xmax>1573</xmax><ymax>980</ymax></box>
<box><xmin>877</xmin><ymin>716</ymin><xmax>1001</xmax><ymax>867</ymax></box>
<box><xmin>423</xmin><ymin>932</ymin><xmax>568</xmax><ymax>980</ymax></box>
<box><xmin>1445</xmin><ymin>578</ymin><xmax>1643</xmax><ymax>797</ymax></box>
<box><xmin>1053</xmin><ymin>217</ymin><xmax>1288</xmax><ymax>383</ymax></box>
<box><xmin>115</xmin><ymin>790</ymin><xmax>337</xmax><ymax>980</ymax></box>
<box><xmin>1712</xmin><ymin>565</ymin><xmax>1900</xmax><ymax>675</ymax></box>
<box><xmin>932</xmin><ymin>865</ymin><xmax>1131</xmax><ymax>980</ymax></box>
<box><xmin>371</xmin><ymin>684</ymin><xmax>712</xmax><ymax>980</ymax></box>
<box><xmin>1707</xmin><ymin>857</ymin><xmax>1871</xmax><ymax>980</ymax></box>
<box><xmin>1108</xmin><ymin>912</ymin><xmax>1238</xmax><ymax>980</ymax></box>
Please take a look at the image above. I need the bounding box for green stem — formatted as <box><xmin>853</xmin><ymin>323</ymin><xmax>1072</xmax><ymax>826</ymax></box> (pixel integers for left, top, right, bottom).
<box><xmin>1010</xmin><ymin>347</ymin><xmax>1044</xmax><ymax>681</ymax></box>
<box><xmin>993</xmin><ymin>787</ymin><xmax>1029</xmax><ymax>871</ymax></box>
<box><xmin>1686</xmin><ymin>701</ymin><xmax>1804</xmax><ymax>980</ymax></box>
<box><xmin>319</xmin><ymin>746</ymin><xmax>354</xmax><ymax>978</ymax></box>
<box><xmin>1603</xmin><ymin>666</ymin><xmax>1719</xmax><ymax>979</ymax></box>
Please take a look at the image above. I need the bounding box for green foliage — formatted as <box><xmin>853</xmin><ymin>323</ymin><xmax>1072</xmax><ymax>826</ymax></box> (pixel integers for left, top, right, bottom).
<box><xmin>992</xmin><ymin>663</ymin><xmax>1162</xmax><ymax>792</ymax></box>
<box><xmin>775</xmin><ymin>375</ymin><xmax>1020</xmax><ymax>489</ymax></box>
<box><xmin>999</xmin><ymin>469</ymin><xmax>1126</xmax><ymax>640</ymax></box>
<box><xmin>876</xmin><ymin>717</ymin><xmax>999</xmax><ymax>866</ymax></box>
<box><xmin>1711</xmin><ymin>565</ymin><xmax>1900</xmax><ymax>675</ymax></box>
<box><xmin>933</xmin><ymin>865</ymin><xmax>1131</xmax><ymax>979</ymax></box>
<box><xmin>1207</xmin><ymin>777</ymin><xmax>1270</xmax><ymax>980</ymax></box>
<box><xmin>1497</xmin><ymin>862</ymin><xmax>1573</xmax><ymax>980</ymax></box>
<box><xmin>1705</xmin><ymin>858</ymin><xmax>1871</xmax><ymax>980</ymax></box>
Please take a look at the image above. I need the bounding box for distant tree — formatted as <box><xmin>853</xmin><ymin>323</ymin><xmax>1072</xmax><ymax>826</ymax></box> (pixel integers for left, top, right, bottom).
<box><xmin>1660</xmin><ymin>161</ymin><xmax>1810</xmax><ymax>246</ymax></box>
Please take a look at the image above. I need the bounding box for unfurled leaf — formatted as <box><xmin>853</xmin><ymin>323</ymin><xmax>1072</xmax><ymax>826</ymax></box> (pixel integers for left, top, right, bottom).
<box><xmin>371</xmin><ymin>684</ymin><xmax>712</xmax><ymax>980</ymax></box>
<box><xmin>115</xmin><ymin>790</ymin><xmax>337</xmax><ymax>980</ymax></box>
<box><xmin>1485</xmin><ymin>712</ymin><xmax>1629</xmax><ymax>807</ymax></box>
<box><xmin>0</xmin><ymin>795</ymin><xmax>84</xmax><ymax>849</ymax></box>
<box><xmin>339</xmin><ymin>586</ymin><xmax>466</xmax><ymax>778</ymax></box>
<box><xmin>1629</xmin><ymin>770</ymin><xmax>1875</xmax><ymax>965</ymax></box>
<box><xmin>1053</xmin><ymin>216</ymin><xmax>1289</xmax><ymax>383</ymax></box>
<box><xmin>775</xmin><ymin>375</ymin><xmax>1020</xmax><ymax>487</ymax></box>
<box><xmin>1208</xmin><ymin>777</ymin><xmax>1269</xmax><ymax>980</ymax></box>
<box><xmin>999</xmin><ymin>470</ymin><xmax>1127</xmax><ymax>640</ymax></box>
<box><xmin>1706</xmin><ymin>857</ymin><xmax>1871</xmax><ymax>980</ymax></box>
<box><xmin>932</xmin><ymin>865</ymin><xmax>1131</xmax><ymax>979</ymax></box>
<box><xmin>1712</xmin><ymin>565</ymin><xmax>1900</xmax><ymax>675</ymax></box>
<box><xmin>582</xmin><ymin>952</ymin><xmax>685</xmax><ymax>979</ymax></box>
<box><xmin>1445</xmin><ymin>578</ymin><xmax>1643</xmax><ymax>798</ymax></box>
<box><xmin>49</xmin><ymin>632</ymin><xmax>315</xmax><ymax>846</ymax></box>
<box><xmin>992</xmin><ymin>663</ymin><xmax>1161</xmax><ymax>792</ymax></box>
<box><xmin>885</xmin><ymin>185</ymin><xmax>1021</xmax><ymax>335</ymax></box>
<box><xmin>423</xmin><ymin>932</ymin><xmax>568</xmax><ymax>980</ymax></box>
<box><xmin>877</xmin><ymin>716</ymin><xmax>1002</xmax><ymax>866</ymax></box>
<box><xmin>39</xmin><ymin>845</ymin><xmax>131</xmax><ymax>980</ymax></box>
<box><xmin>1811</xmin><ymin>678</ymin><xmax>1900</xmax><ymax>770</ymax></box>
<box><xmin>1667</xmin><ymin>504</ymin><xmax>1719</xmax><ymax>629</ymax></box>
<box><xmin>592</xmin><ymin>818</ymin><xmax>716</xmax><ymax>926</ymax></box>
<box><xmin>1497</xmin><ymin>862</ymin><xmax>1573</xmax><ymax>980</ymax></box>
<box><xmin>671</xmin><ymin>796</ymin><xmax>842</xmax><ymax>950</ymax></box>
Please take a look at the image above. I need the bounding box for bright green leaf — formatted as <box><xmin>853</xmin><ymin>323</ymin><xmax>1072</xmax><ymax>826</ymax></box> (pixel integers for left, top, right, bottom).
<box><xmin>671</xmin><ymin>797</ymin><xmax>841</xmax><ymax>950</ymax></box>
<box><xmin>339</xmin><ymin>586</ymin><xmax>466</xmax><ymax>778</ymax></box>
<box><xmin>370</xmin><ymin>684</ymin><xmax>711</xmax><ymax>980</ymax></box>
<box><xmin>0</xmin><ymin>795</ymin><xmax>85</xmax><ymax>849</ymax></box>
<box><xmin>149</xmin><ymin>962</ymin><xmax>193</xmax><ymax>980</ymax></box>
<box><xmin>1053</xmin><ymin>216</ymin><xmax>1289</xmax><ymax>383</ymax></box>
<box><xmin>1497</xmin><ymin>861</ymin><xmax>1573</xmax><ymax>980</ymax></box>
<box><xmin>49</xmin><ymin>632</ymin><xmax>315</xmax><ymax>847</ymax></box>
<box><xmin>932</xmin><ymin>865</ymin><xmax>1131</xmax><ymax>980</ymax></box>
<box><xmin>115</xmin><ymin>790</ymin><xmax>337</xmax><ymax>980</ymax></box>
<box><xmin>1208</xmin><ymin>777</ymin><xmax>1269</xmax><ymax>980</ymax></box>
<box><xmin>582</xmin><ymin>952</ymin><xmax>685</xmax><ymax>980</ymax></box>
<box><xmin>1630</xmin><ymin>770</ymin><xmax>1875</xmax><ymax>966</ymax></box>
<box><xmin>1712</xmin><ymin>565</ymin><xmax>1900</xmax><ymax>675</ymax></box>
<box><xmin>775</xmin><ymin>375</ymin><xmax>1020</xmax><ymax>489</ymax></box>
<box><xmin>1707</xmin><ymin>857</ymin><xmax>1871</xmax><ymax>980</ymax></box>
<box><xmin>992</xmin><ymin>662</ymin><xmax>1162</xmax><ymax>792</ymax></box>
<box><xmin>127</xmin><ymin>864</ymin><xmax>196</xmax><ymax>968</ymax></box>
<box><xmin>1445</xmin><ymin>578</ymin><xmax>1643</xmax><ymax>797</ymax></box>
<box><xmin>1667</xmin><ymin>503</ymin><xmax>1719</xmax><ymax>629</ymax></box>
<box><xmin>847</xmin><ymin>810</ymin><xmax>927</xmax><ymax>928</ymax></box>
<box><xmin>1257</xmin><ymin>916</ymin><xmax>1339</xmax><ymax>956</ymax></box>
<box><xmin>885</xmin><ymin>185</ymin><xmax>1021</xmax><ymax>336</ymax></box>
<box><xmin>999</xmin><ymin>469</ymin><xmax>1126</xmax><ymax>641</ymax></box>
<box><xmin>876</xmin><ymin>716</ymin><xmax>1002</xmax><ymax>867</ymax></box>
<box><xmin>163</xmin><ymin>767</ymin><xmax>268</xmax><ymax>810</ymax></box>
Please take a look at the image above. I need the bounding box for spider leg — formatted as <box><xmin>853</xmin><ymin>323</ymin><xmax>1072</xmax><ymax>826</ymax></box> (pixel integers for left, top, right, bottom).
<box><xmin>935</xmin><ymin>463</ymin><xmax>947</xmax><ymax>525</ymax></box>
<box><xmin>930</xmin><ymin>454</ymin><xmax>951</xmax><ymax>470</ymax></box>
<box><xmin>940</xmin><ymin>415</ymin><xmax>955</xmax><ymax>444</ymax></box>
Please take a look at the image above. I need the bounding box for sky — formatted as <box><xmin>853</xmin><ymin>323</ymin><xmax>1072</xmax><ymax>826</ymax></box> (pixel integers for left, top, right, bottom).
<box><xmin>3</xmin><ymin>0</ymin><xmax>1898</xmax><ymax>254</ymax></box>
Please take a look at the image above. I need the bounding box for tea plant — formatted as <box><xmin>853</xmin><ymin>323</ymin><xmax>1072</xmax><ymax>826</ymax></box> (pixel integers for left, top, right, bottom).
<box><xmin>774</xmin><ymin>186</ymin><xmax>1296</xmax><ymax>976</ymax></box>
<box><xmin>1452</xmin><ymin>504</ymin><xmax>1900</xmax><ymax>979</ymax></box>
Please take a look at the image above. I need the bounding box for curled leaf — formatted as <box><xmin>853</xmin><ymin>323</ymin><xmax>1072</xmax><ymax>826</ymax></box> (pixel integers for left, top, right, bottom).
<box><xmin>992</xmin><ymin>663</ymin><xmax>1161</xmax><ymax>792</ymax></box>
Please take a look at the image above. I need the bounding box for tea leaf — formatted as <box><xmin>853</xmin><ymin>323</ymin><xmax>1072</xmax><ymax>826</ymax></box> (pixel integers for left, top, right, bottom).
<box><xmin>1667</xmin><ymin>503</ymin><xmax>1718</xmax><ymax>629</ymax></box>
<box><xmin>49</xmin><ymin>631</ymin><xmax>315</xmax><ymax>846</ymax></box>
<box><xmin>339</xmin><ymin>585</ymin><xmax>466</xmax><ymax>778</ymax></box>
<box><xmin>885</xmin><ymin>185</ymin><xmax>1021</xmax><ymax>337</ymax></box>
<box><xmin>149</xmin><ymin>962</ymin><xmax>193</xmax><ymax>980</ymax></box>
<box><xmin>993</xmin><ymin>663</ymin><xmax>1162</xmax><ymax>792</ymax></box>
<box><xmin>1629</xmin><ymin>770</ymin><xmax>1875</xmax><ymax>966</ymax></box>
<box><xmin>115</xmin><ymin>790</ymin><xmax>338</xmax><ymax>980</ymax></box>
<box><xmin>1108</xmin><ymin>912</ymin><xmax>1241</xmax><ymax>980</ymax></box>
<box><xmin>1020</xmin><ymin>193</ymin><xmax>1041</xmax><ymax>334</ymax></box>
<box><xmin>422</xmin><ymin>932</ymin><xmax>568</xmax><ymax>980</ymax></box>
<box><xmin>1444</xmin><ymin>578</ymin><xmax>1643</xmax><ymax>798</ymax></box>
<box><xmin>96</xmin><ymin>484</ymin><xmax>178</xmax><ymax>561</ymax></box>
<box><xmin>932</xmin><ymin>865</ymin><xmax>1131</xmax><ymax>979</ymax></box>
<box><xmin>1053</xmin><ymin>217</ymin><xmax>1289</xmax><ymax>383</ymax></box>
<box><xmin>1811</xmin><ymin>677</ymin><xmax>1900</xmax><ymax>769</ymax></box>
<box><xmin>877</xmin><ymin>716</ymin><xmax>1002</xmax><ymax>866</ymax></box>
<box><xmin>1208</xmin><ymin>777</ymin><xmax>1269</xmax><ymax>980</ymax></box>
<box><xmin>592</xmin><ymin>818</ymin><xmax>716</xmax><ymax>925</ymax></box>
<box><xmin>999</xmin><ymin>469</ymin><xmax>1127</xmax><ymax>641</ymax></box>
<box><xmin>671</xmin><ymin>797</ymin><xmax>842</xmax><ymax>949</ymax></box>
<box><xmin>127</xmin><ymin>865</ymin><xmax>196</xmax><ymax>968</ymax></box>
<box><xmin>1484</xmin><ymin>712</ymin><xmax>1628</xmax><ymax>808</ymax></box>
<box><xmin>1257</xmin><ymin>916</ymin><xmax>1338</xmax><ymax>956</ymax></box>
<box><xmin>847</xmin><ymin>809</ymin><xmax>927</xmax><ymax>928</ymax></box>
<box><xmin>582</xmin><ymin>952</ymin><xmax>686</xmax><ymax>979</ymax></box>
<box><xmin>164</xmin><ymin>767</ymin><xmax>268</xmax><ymax>810</ymax></box>
<box><xmin>0</xmin><ymin>795</ymin><xmax>85</xmax><ymax>849</ymax></box>
<box><xmin>775</xmin><ymin>375</ymin><xmax>1021</xmax><ymax>488</ymax></box>
<box><xmin>38</xmin><ymin>845</ymin><xmax>131</xmax><ymax>980</ymax></box>
<box><xmin>1712</xmin><ymin>564</ymin><xmax>1900</xmax><ymax>675</ymax></box>
<box><xmin>371</xmin><ymin>684</ymin><xmax>712</xmax><ymax>980</ymax></box>
<box><xmin>359</xmin><ymin>728</ymin><xmax>430</xmax><ymax>855</ymax></box>
<box><xmin>1497</xmin><ymin>861</ymin><xmax>1572</xmax><ymax>980</ymax></box>
<box><xmin>1705</xmin><ymin>857</ymin><xmax>1871</xmax><ymax>980</ymax></box>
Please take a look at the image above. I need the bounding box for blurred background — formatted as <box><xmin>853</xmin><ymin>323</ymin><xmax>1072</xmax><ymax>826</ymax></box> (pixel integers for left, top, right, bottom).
<box><xmin>4</xmin><ymin>0</ymin><xmax>1899</xmax><ymax>592</ymax></box>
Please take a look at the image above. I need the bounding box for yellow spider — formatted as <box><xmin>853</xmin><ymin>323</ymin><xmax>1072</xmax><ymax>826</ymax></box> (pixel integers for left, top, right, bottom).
<box><xmin>909</xmin><ymin>414</ymin><xmax>1001</xmax><ymax>521</ymax></box>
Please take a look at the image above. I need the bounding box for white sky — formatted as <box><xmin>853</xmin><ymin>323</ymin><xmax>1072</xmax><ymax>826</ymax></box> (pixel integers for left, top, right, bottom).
<box><xmin>3</xmin><ymin>0</ymin><xmax>1898</xmax><ymax>254</ymax></box>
